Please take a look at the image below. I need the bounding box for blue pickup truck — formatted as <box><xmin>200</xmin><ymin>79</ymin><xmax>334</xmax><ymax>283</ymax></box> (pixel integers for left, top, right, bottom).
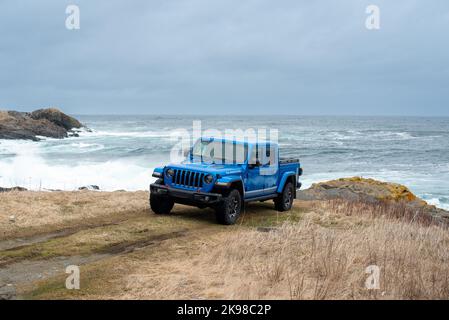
<box><xmin>150</xmin><ymin>137</ymin><xmax>302</xmax><ymax>225</ymax></box>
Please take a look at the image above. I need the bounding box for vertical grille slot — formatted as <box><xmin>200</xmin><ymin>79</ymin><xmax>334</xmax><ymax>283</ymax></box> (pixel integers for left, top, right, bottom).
<box><xmin>185</xmin><ymin>171</ymin><xmax>191</xmax><ymax>186</ymax></box>
<box><xmin>173</xmin><ymin>169</ymin><xmax>178</xmax><ymax>184</ymax></box>
<box><xmin>193</xmin><ymin>172</ymin><xmax>199</xmax><ymax>187</ymax></box>
<box><xmin>181</xmin><ymin>170</ymin><xmax>186</xmax><ymax>185</ymax></box>
<box><xmin>199</xmin><ymin>173</ymin><xmax>204</xmax><ymax>187</ymax></box>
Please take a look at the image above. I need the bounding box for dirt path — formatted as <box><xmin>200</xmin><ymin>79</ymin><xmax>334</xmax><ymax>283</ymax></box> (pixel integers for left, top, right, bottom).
<box><xmin>0</xmin><ymin>221</ymin><xmax>125</xmax><ymax>252</ymax></box>
<box><xmin>0</xmin><ymin>191</ymin><xmax>305</xmax><ymax>300</ymax></box>
<box><xmin>0</xmin><ymin>228</ymin><xmax>194</xmax><ymax>288</ymax></box>
<box><xmin>0</xmin><ymin>219</ymin><xmax>232</xmax><ymax>299</ymax></box>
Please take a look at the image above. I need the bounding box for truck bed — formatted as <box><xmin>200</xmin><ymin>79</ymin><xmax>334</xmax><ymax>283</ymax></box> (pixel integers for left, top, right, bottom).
<box><xmin>279</xmin><ymin>157</ymin><xmax>300</xmax><ymax>164</ymax></box>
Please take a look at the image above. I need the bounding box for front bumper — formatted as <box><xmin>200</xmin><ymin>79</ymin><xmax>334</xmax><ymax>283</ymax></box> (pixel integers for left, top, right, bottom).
<box><xmin>150</xmin><ymin>183</ymin><xmax>222</xmax><ymax>204</ymax></box>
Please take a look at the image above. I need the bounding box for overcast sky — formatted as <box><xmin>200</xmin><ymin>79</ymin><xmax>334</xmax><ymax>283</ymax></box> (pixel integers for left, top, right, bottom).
<box><xmin>0</xmin><ymin>1</ymin><xmax>448</xmax><ymax>115</ymax></box>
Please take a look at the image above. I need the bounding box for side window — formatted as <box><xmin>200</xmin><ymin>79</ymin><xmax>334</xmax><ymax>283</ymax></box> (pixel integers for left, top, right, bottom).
<box><xmin>249</xmin><ymin>144</ymin><xmax>272</xmax><ymax>166</ymax></box>
<box><xmin>249</xmin><ymin>145</ymin><xmax>259</xmax><ymax>165</ymax></box>
<box><xmin>266</xmin><ymin>144</ymin><xmax>276</xmax><ymax>165</ymax></box>
<box><xmin>265</xmin><ymin>147</ymin><xmax>271</xmax><ymax>165</ymax></box>
<box><xmin>263</xmin><ymin>144</ymin><xmax>277</xmax><ymax>166</ymax></box>
<box><xmin>260</xmin><ymin>145</ymin><xmax>269</xmax><ymax>166</ymax></box>
<box><xmin>252</xmin><ymin>145</ymin><xmax>269</xmax><ymax>166</ymax></box>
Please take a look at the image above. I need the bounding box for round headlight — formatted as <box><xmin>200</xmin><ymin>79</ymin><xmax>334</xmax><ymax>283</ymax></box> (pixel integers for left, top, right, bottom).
<box><xmin>203</xmin><ymin>174</ymin><xmax>213</xmax><ymax>184</ymax></box>
<box><xmin>166</xmin><ymin>169</ymin><xmax>174</xmax><ymax>177</ymax></box>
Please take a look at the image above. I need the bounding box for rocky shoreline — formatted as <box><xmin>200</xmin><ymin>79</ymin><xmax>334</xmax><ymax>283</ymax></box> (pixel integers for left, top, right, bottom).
<box><xmin>0</xmin><ymin>108</ymin><xmax>83</xmax><ymax>141</ymax></box>
<box><xmin>296</xmin><ymin>177</ymin><xmax>449</xmax><ymax>224</ymax></box>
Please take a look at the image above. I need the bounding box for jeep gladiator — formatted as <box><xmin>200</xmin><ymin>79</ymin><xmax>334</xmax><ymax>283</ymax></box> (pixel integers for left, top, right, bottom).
<box><xmin>150</xmin><ymin>137</ymin><xmax>302</xmax><ymax>225</ymax></box>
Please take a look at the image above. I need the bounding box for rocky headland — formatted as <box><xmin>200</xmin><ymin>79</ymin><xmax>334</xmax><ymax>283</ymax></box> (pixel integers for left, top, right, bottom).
<box><xmin>0</xmin><ymin>108</ymin><xmax>83</xmax><ymax>141</ymax></box>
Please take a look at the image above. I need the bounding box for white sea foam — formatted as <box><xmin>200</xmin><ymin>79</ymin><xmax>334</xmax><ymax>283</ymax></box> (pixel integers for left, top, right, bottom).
<box><xmin>67</xmin><ymin>142</ymin><xmax>105</xmax><ymax>152</ymax></box>
<box><xmin>70</xmin><ymin>142</ymin><xmax>97</xmax><ymax>148</ymax></box>
<box><xmin>422</xmin><ymin>196</ymin><xmax>449</xmax><ymax>210</ymax></box>
<box><xmin>326</xmin><ymin>130</ymin><xmax>416</xmax><ymax>141</ymax></box>
<box><xmin>0</xmin><ymin>145</ymin><xmax>156</xmax><ymax>191</ymax></box>
<box><xmin>79</xmin><ymin>130</ymin><xmax>177</xmax><ymax>139</ymax></box>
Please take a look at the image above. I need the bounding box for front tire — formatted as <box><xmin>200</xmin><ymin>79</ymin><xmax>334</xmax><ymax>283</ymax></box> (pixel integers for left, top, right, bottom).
<box><xmin>274</xmin><ymin>182</ymin><xmax>294</xmax><ymax>212</ymax></box>
<box><xmin>215</xmin><ymin>189</ymin><xmax>242</xmax><ymax>225</ymax></box>
<box><xmin>150</xmin><ymin>194</ymin><xmax>174</xmax><ymax>214</ymax></box>
<box><xmin>150</xmin><ymin>179</ymin><xmax>174</xmax><ymax>214</ymax></box>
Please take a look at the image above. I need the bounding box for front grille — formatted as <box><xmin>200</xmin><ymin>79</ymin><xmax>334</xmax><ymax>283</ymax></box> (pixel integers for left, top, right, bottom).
<box><xmin>173</xmin><ymin>169</ymin><xmax>204</xmax><ymax>188</ymax></box>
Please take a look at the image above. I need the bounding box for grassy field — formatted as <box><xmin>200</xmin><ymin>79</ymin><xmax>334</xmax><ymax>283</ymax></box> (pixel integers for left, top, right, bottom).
<box><xmin>1</xmin><ymin>190</ymin><xmax>448</xmax><ymax>299</ymax></box>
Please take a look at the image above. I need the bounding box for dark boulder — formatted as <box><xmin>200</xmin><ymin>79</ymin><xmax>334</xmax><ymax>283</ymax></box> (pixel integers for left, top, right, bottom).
<box><xmin>78</xmin><ymin>185</ymin><xmax>100</xmax><ymax>191</ymax></box>
<box><xmin>0</xmin><ymin>108</ymin><xmax>83</xmax><ymax>141</ymax></box>
<box><xmin>0</xmin><ymin>186</ymin><xmax>27</xmax><ymax>193</ymax></box>
<box><xmin>30</xmin><ymin>108</ymin><xmax>82</xmax><ymax>131</ymax></box>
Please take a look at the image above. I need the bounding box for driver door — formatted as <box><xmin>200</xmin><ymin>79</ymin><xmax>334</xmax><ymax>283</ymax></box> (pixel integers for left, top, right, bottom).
<box><xmin>245</xmin><ymin>144</ymin><xmax>265</xmax><ymax>197</ymax></box>
<box><xmin>261</xmin><ymin>143</ymin><xmax>278</xmax><ymax>192</ymax></box>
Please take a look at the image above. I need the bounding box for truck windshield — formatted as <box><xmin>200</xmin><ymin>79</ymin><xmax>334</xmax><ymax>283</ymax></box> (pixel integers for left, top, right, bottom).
<box><xmin>191</xmin><ymin>140</ymin><xmax>248</xmax><ymax>164</ymax></box>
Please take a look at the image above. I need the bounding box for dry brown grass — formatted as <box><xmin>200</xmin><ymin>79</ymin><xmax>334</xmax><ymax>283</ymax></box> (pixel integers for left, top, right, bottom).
<box><xmin>0</xmin><ymin>191</ymin><xmax>148</xmax><ymax>239</ymax></box>
<box><xmin>119</xmin><ymin>201</ymin><xmax>449</xmax><ymax>300</ymax></box>
<box><xmin>313</xmin><ymin>199</ymin><xmax>447</xmax><ymax>227</ymax></box>
<box><xmin>211</xmin><ymin>221</ymin><xmax>449</xmax><ymax>299</ymax></box>
<box><xmin>5</xmin><ymin>192</ymin><xmax>448</xmax><ymax>300</ymax></box>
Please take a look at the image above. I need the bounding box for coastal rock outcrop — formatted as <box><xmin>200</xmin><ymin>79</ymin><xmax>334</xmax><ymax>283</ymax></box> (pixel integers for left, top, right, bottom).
<box><xmin>0</xmin><ymin>108</ymin><xmax>83</xmax><ymax>141</ymax></box>
<box><xmin>0</xmin><ymin>186</ymin><xmax>27</xmax><ymax>193</ymax></box>
<box><xmin>297</xmin><ymin>177</ymin><xmax>449</xmax><ymax>223</ymax></box>
<box><xmin>78</xmin><ymin>185</ymin><xmax>100</xmax><ymax>191</ymax></box>
<box><xmin>30</xmin><ymin>108</ymin><xmax>82</xmax><ymax>131</ymax></box>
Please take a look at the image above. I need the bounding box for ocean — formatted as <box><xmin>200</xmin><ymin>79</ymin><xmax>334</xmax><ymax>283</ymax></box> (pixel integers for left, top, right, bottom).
<box><xmin>1</xmin><ymin>115</ymin><xmax>448</xmax><ymax>210</ymax></box>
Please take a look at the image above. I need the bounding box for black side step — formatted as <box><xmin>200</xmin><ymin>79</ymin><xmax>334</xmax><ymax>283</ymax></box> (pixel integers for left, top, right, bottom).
<box><xmin>244</xmin><ymin>194</ymin><xmax>277</xmax><ymax>203</ymax></box>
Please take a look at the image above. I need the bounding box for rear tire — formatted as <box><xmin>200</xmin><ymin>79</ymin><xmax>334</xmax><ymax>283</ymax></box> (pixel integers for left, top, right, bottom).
<box><xmin>274</xmin><ymin>182</ymin><xmax>294</xmax><ymax>212</ymax></box>
<box><xmin>215</xmin><ymin>189</ymin><xmax>242</xmax><ymax>225</ymax></box>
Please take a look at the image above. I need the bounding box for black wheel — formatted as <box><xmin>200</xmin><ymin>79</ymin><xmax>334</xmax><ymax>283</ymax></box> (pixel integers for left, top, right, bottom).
<box><xmin>215</xmin><ymin>189</ymin><xmax>242</xmax><ymax>225</ymax></box>
<box><xmin>150</xmin><ymin>193</ymin><xmax>174</xmax><ymax>214</ymax></box>
<box><xmin>150</xmin><ymin>179</ymin><xmax>174</xmax><ymax>214</ymax></box>
<box><xmin>150</xmin><ymin>194</ymin><xmax>174</xmax><ymax>214</ymax></box>
<box><xmin>274</xmin><ymin>182</ymin><xmax>294</xmax><ymax>212</ymax></box>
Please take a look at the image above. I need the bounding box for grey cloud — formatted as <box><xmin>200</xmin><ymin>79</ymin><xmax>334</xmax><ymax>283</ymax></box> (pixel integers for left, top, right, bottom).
<box><xmin>0</xmin><ymin>0</ymin><xmax>448</xmax><ymax>115</ymax></box>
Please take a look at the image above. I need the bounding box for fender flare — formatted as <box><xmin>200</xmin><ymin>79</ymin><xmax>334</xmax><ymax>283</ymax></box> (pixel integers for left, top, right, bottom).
<box><xmin>152</xmin><ymin>166</ymin><xmax>165</xmax><ymax>178</ymax></box>
<box><xmin>215</xmin><ymin>175</ymin><xmax>243</xmax><ymax>186</ymax></box>
<box><xmin>215</xmin><ymin>176</ymin><xmax>244</xmax><ymax>195</ymax></box>
<box><xmin>277</xmin><ymin>171</ymin><xmax>296</xmax><ymax>193</ymax></box>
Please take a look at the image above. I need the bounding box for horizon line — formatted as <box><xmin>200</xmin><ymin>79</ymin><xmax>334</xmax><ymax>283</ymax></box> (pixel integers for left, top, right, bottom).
<box><xmin>70</xmin><ymin>113</ymin><xmax>449</xmax><ymax>118</ymax></box>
